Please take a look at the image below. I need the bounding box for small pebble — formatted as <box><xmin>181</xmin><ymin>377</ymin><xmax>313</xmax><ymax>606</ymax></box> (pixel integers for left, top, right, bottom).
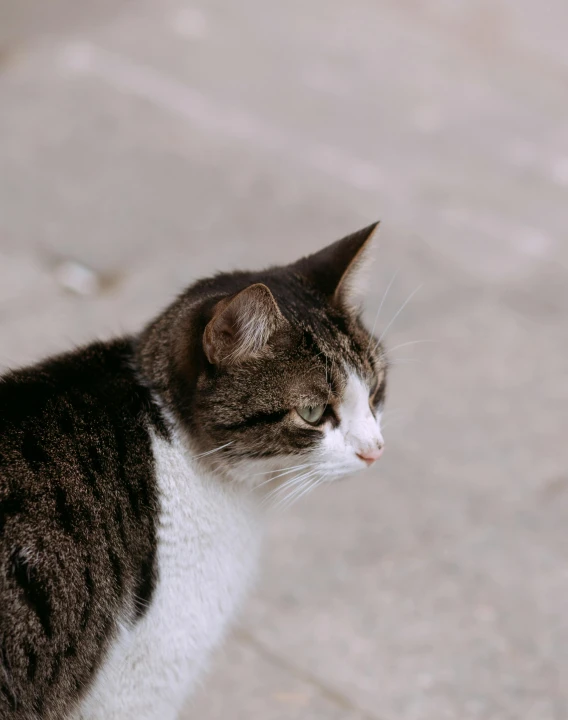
<box><xmin>54</xmin><ymin>261</ymin><xmax>100</xmax><ymax>296</ymax></box>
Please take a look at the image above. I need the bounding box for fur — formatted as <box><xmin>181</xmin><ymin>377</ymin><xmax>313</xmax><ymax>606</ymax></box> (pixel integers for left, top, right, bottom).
<box><xmin>74</xmin><ymin>429</ymin><xmax>260</xmax><ymax>719</ymax></box>
<box><xmin>0</xmin><ymin>223</ymin><xmax>388</xmax><ymax>719</ymax></box>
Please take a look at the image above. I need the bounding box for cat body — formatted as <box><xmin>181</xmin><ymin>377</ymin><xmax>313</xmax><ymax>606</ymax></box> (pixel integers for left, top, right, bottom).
<box><xmin>0</xmin><ymin>225</ymin><xmax>387</xmax><ymax>719</ymax></box>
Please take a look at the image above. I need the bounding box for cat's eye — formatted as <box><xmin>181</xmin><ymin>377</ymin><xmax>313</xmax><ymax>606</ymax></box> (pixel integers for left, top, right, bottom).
<box><xmin>297</xmin><ymin>405</ymin><xmax>327</xmax><ymax>425</ymax></box>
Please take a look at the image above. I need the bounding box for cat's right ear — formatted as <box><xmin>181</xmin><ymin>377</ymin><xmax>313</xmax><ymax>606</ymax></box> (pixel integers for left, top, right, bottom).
<box><xmin>293</xmin><ymin>222</ymin><xmax>379</xmax><ymax>307</ymax></box>
<box><xmin>203</xmin><ymin>283</ymin><xmax>285</xmax><ymax>366</ymax></box>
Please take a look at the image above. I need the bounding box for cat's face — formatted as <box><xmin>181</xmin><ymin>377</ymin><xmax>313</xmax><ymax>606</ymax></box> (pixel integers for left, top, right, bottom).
<box><xmin>180</xmin><ymin>223</ymin><xmax>388</xmax><ymax>495</ymax></box>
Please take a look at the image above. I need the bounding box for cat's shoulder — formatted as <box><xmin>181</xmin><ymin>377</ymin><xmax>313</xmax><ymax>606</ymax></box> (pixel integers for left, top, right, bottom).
<box><xmin>0</xmin><ymin>337</ymin><xmax>167</xmax><ymax>437</ymax></box>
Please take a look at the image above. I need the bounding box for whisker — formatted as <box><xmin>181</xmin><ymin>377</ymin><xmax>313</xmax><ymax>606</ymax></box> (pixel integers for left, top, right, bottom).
<box><xmin>377</xmin><ymin>284</ymin><xmax>423</xmax><ymax>346</ymax></box>
<box><xmin>269</xmin><ymin>469</ymin><xmax>318</xmax><ymax>498</ymax></box>
<box><xmin>285</xmin><ymin>471</ymin><xmax>330</xmax><ymax>510</ymax></box>
<box><xmin>262</xmin><ymin>473</ymin><xmax>309</xmax><ymax>507</ymax></box>
<box><xmin>380</xmin><ymin>418</ymin><xmax>407</xmax><ymax>431</ymax></box>
<box><xmin>268</xmin><ymin>469</ymin><xmax>320</xmax><ymax>509</ymax></box>
<box><xmin>381</xmin><ymin>407</ymin><xmax>409</xmax><ymax>417</ymax></box>
<box><xmin>251</xmin><ymin>462</ymin><xmax>312</xmax><ymax>478</ymax></box>
<box><xmin>277</xmin><ymin>484</ymin><xmax>312</xmax><ymax>511</ymax></box>
<box><xmin>386</xmin><ymin>339</ymin><xmax>435</xmax><ymax>353</ymax></box>
<box><xmin>281</xmin><ymin>473</ymin><xmax>325</xmax><ymax>509</ymax></box>
<box><xmin>254</xmin><ymin>464</ymin><xmax>314</xmax><ymax>491</ymax></box>
<box><xmin>366</xmin><ymin>269</ymin><xmax>399</xmax><ymax>355</ymax></box>
<box><xmin>190</xmin><ymin>441</ymin><xmax>234</xmax><ymax>460</ymax></box>
<box><xmin>389</xmin><ymin>358</ymin><xmax>422</xmax><ymax>366</ymax></box>
<box><xmin>305</xmin><ymin>474</ymin><xmax>329</xmax><ymax>500</ymax></box>
<box><xmin>274</xmin><ymin>474</ymin><xmax>319</xmax><ymax>511</ymax></box>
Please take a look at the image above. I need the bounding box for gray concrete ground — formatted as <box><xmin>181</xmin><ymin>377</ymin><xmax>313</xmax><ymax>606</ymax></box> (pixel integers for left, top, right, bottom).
<box><xmin>1</xmin><ymin>1</ymin><xmax>567</xmax><ymax>718</ymax></box>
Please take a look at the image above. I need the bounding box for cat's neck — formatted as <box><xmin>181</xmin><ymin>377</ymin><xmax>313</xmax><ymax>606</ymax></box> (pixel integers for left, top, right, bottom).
<box><xmin>151</xmin><ymin>412</ymin><xmax>261</xmax><ymax>506</ymax></box>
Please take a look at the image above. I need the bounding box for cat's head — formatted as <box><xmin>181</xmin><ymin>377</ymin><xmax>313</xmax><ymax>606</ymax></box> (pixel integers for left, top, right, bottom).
<box><xmin>141</xmin><ymin>223</ymin><xmax>387</xmax><ymax>493</ymax></box>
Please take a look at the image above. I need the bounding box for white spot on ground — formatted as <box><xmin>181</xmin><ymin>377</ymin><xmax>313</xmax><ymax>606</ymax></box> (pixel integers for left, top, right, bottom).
<box><xmin>54</xmin><ymin>261</ymin><xmax>100</xmax><ymax>296</ymax></box>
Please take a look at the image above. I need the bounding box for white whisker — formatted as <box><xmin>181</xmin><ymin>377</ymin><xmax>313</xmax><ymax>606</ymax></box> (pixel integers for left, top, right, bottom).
<box><xmin>377</xmin><ymin>284</ymin><xmax>423</xmax><ymax>346</ymax></box>
<box><xmin>268</xmin><ymin>469</ymin><xmax>320</xmax><ymax>509</ymax></box>
<box><xmin>271</xmin><ymin>469</ymin><xmax>318</xmax><ymax>498</ymax></box>
<box><xmin>282</xmin><ymin>469</ymin><xmax>326</xmax><ymax>508</ymax></box>
<box><xmin>387</xmin><ymin>339</ymin><xmax>435</xmax><ymax>353</ymax></box>
<box><xmin>262</xmin><ymin>473</ymin><xmax>308</xmax><ymax>506</ymax></box>
<box><xmin>254</xmin><ymin>464</ymin><xmax>314</xmax><ymax>491</ymax></box>
<box><xmin>366</xmin><ymin>270</ymin><xmax>399</xmax><ymax>355</ymax></box>
<box><xmin>190</xmin><ymin>441</ymin><xmax>234</xmax><ymax>459</ymax></box>
<box><xmin>275</xmin><ymin>474</ymin><xmax>318</xmax><ymax>511</ymax></box>
<box><xmin>251</xmin><ymin>462</ymin><xmax>312</xmax><ymax>478</ymax></box>
<box><xmin>380</xmin><ymin>418</ymin><xmax>406</xmax><ymax>431</ymax></box>
<box><xmin>281</xmin><ymin>473</ymin><xmax>324</xmax><ymax>509</ymax></box>
<box><xmin>380</xmin><ymin>406</ymin><xmax>405</xmax><ymax>416</ymax></box>
<box><xmin>389</xmin><ymin>358</ymin><xmax>422</xmax><ymax>366</ymax></box>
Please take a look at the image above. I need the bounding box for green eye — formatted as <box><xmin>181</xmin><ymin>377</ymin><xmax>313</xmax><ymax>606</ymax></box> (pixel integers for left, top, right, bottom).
<box><xmin>297</xmin><ymin>405</ymin><xmax>326</xmax><ymax>425</ymax></box>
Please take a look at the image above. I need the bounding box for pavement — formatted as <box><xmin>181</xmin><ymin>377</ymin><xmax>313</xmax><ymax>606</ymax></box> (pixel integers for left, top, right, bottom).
<box><xmin>0</xmin><ymin>1</ymin><xmax>567</xmax><ymax>718</ymax></box>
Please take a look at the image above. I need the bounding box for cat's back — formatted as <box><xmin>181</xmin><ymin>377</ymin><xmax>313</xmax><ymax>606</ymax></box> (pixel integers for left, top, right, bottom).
<box><xmin>0</xmin><ymin>339</ymin><xmax>165</xmax><ymax>719</ymax></box>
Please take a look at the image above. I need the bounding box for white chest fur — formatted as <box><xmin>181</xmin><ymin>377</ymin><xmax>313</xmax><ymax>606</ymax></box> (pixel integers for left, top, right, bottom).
<box><xmin>75</xmin><ymin>431</ymin><xmax>261</xmax><ymax>720</ymax></box>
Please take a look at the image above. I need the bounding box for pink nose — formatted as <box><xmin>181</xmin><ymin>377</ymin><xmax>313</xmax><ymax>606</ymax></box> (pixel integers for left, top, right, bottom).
<box><xmin>357</xmin><ymin>446</ymin><xmax>384</xmax><ymax>466</ymax></box>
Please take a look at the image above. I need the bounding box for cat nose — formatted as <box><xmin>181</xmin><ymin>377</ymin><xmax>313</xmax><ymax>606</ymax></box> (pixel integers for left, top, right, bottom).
<box><xmin>357</xmin><ymin>445</ymin><xmax>384</xmax><ymax>466</ymax></box>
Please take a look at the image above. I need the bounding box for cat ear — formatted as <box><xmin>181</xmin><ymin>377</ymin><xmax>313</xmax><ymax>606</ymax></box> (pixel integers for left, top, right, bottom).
<box><xmin>293</xmin><ymin>222</ymin><xmax>379</xmax><ymax>306</ymax></box>
<box><xmin>203</xmin><ymin>283</ymin><xmax>285</xmax><ymax>365</ymax></box>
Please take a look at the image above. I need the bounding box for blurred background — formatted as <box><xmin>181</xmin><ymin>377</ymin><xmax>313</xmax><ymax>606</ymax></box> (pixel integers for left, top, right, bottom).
<box><xmin>1</xmin><ymin>1</ymin><xmax>567</xmax><ymax>719</ymax></box>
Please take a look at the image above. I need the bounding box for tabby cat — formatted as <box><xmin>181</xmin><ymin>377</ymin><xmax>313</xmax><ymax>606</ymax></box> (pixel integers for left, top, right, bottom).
<box><xmin>0</xmin><ymin>224</ymin><xmax>387</xmax><ymax>719</ymax></box>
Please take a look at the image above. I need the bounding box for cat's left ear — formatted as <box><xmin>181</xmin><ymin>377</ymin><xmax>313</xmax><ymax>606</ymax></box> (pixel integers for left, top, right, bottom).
<box><xmin>203</xmin><ymin>283</ymin><xmax>285</xmax><ymax>365</ymax></box>
<box><xmin>293</xmin><ymin>222</ymin><xmax>379</xmax><ymax>307</ymax></box>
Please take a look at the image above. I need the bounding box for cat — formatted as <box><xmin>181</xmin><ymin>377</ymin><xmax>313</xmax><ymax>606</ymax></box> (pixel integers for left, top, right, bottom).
<box><xmin>0</xmin><ymin>223</ymin><xmax>387</xmax><ymax>720</ymax></box>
